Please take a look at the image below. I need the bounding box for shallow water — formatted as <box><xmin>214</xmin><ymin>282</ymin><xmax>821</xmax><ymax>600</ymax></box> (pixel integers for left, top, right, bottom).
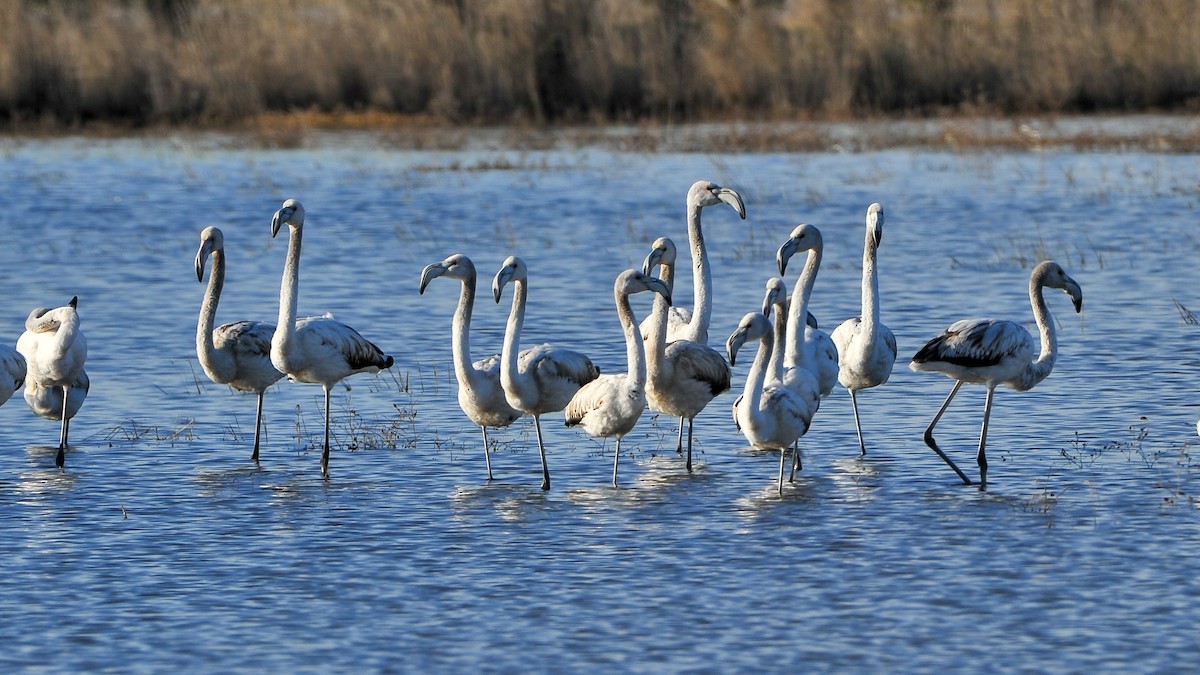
<box><xmin>1</xmin><ymin>131</ymin><xmax>1198</xmax><ymax>671</ymax></box>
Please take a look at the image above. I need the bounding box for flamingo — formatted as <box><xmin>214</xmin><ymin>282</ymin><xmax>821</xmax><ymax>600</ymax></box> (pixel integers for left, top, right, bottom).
<box><xmin>0</xmin><ymin>345</ymin><xmax>25</xmax><ymax>407</ymax></box>
<box><xmin>17</xmin><ymin>296</ymin><xmax>87</xmax><ymax>468</ymax></box>
<box><xmin>195</xmin><ymin>226</ymin><xmax>284</xmax><ymax>462</ymax></box>
<box><xmin>23</xmin><ymin>371</ymin><xmax>89</xmax><ymax>432</ymax></box>
<box><xmin>638</xmin><ymin>179</ymin><xmax>746</xmax><ymax>345</ymax></box>
<box><xmin>420</xmin><ymin>254</ymin><xmax>522</xmax><ymax>480</ymax></box>
<box><xmin>565</xmin><ymin>269</ymin><xmax>671</xmax><ymax>487</ymax></box>
<box><xmin>830</xmin><ymin>203</ymin><xmax>897</xmax><ymax>456</ymax></box>
<box><xmin>759</xmin><ymin>276</ymin><xmax>824</xmax><ymax>477</ymax></box>
<box><xmin>270</xmin><ymin>199</ymin><xmax>395</xmax><ymax>478</ymax></box>
<box><xmin>493</xmin><ymin>256</ymin><xmax>600</xmax><ymax>491</ymax></box>
<box><xmin>641</xmin><ymin>237</ymin><xmax>731</xmax><ymax>472</ymax></box>
<box><xmin>910</xmin><ymin>260</ymin><xmax>1083</xmax><ymax>486</ymax></box>
<box><xmin>727</xmin><ymin>311</ymin><xmax>819</xmax><ymax>493</ymax></box>
<box><xmin>776</xmin><ymin>224</ymin><xmax>839</xmax><ymax>398</ymax></box>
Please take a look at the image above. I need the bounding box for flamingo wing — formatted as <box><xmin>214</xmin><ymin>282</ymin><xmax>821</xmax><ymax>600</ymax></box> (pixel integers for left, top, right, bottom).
<box><xmin>912</xmin><ymin>318</ymin><xmax>1033</xmax><ymax>368</ymax></box>
<box><xmin>664</xmin><ymin>340</ymin><xmax>731</xmax><ymax>396</ymax></box>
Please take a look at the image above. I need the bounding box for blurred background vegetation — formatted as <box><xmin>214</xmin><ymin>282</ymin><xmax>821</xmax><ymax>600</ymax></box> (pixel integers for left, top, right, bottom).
<box><xmin>3</xmin><ymin>0</ymin><xmax>1199</xmax><ymax>130</ymax></box>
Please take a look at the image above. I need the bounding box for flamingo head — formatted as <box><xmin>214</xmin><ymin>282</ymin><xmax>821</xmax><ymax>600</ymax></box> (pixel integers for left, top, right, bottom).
<box><xmin>641</xmin><ymin>237</ymin><xmax>677</xmax><ymax>276</ymax></box>
<box><xmin>271</xmin><ymin>198</ymin><xmax>305</xmax><ymax>238</ymax></box>
<box><xmin>761</xmin><ymin>277</ymin><xmax>787</xmax><ymax>318</ymax></box>
<box><xmin>1036</xmin><ymin>261</ymin><xmax>1084</xmax><ymax>313</ymax></box>
<box><xmin>420</xmin><ymin>253</ymin><xmax>475</xmax><ymax>294</ymax></box>
<box><xmin>866</xmin><ymin>202</ymin><xmax>884</xmax><ymax>249</ymax></box>
<box><xmin>615</xmin><ymin>269</ymin><xmax>671</xmax><ymax>306</ymax></box>
<box><xmin>688</xmin><ymin>180</ymin><xmax>746</xmax><ymax>220</ymax></box>
<box><xmin>726</xmin><ymin>312</ymin><xmax>770</xmax><ymax>367</ymax></box>
<box><xmin>492</xmin><ymin>256</ymin><xmax>528</xmax><ymax>303</ymax></box>
<box><xmin>195</xmin><ymin>226</ymin><xmax>224</xmax><ymax>282</ymax></box>
<box><xmin>776</xmin><ymin>223</ymin><xmax>822</xmax><ymax>276</ymax></box>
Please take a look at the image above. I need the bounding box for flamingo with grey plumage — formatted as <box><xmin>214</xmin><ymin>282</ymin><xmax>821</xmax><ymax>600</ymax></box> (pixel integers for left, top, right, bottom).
<box><xmin>17</xmin><ymin>296</ymin><xmax>87</xmax><ymax>467</ymax></box>
<box><xmin>776</xmin><ymin>224</ymin><xmax>839</xmax><ymax>399</ymax></box>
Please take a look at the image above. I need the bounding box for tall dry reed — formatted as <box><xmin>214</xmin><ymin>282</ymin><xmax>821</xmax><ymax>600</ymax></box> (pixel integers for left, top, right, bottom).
<box><xmin>2</xmin><ymin>0</ymin><xmax>1199</xmax><ymax>129</ymax></box>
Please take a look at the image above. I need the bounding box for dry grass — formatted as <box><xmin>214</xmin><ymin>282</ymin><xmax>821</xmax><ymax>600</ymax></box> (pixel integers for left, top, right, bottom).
<box><xmin>4</xmin><ymin>0</ymin><xmax>1200</xmax><ymax>132</ymax></box>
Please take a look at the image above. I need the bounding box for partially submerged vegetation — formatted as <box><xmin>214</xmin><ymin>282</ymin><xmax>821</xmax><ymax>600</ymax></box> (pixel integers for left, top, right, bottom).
<box><xmin>4</xmin><ymin>0</ymin><xmax>1200</xmax><ymax>137</ymax></box>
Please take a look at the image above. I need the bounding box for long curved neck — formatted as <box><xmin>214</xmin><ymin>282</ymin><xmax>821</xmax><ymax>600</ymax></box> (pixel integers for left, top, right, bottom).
<box><xmin>616</xmin><ymin>289</ymin><xmax>646</xmax><ymax>387</ymax></box>
<box><xmin>744</xmin><ymin>331</ymin><xmax>773</xmax><ymax>415</ymax></box>
<box><xmin>686</xmin><ymin>202</ymin><xmax>712</xmax><ymax>338</ymax></box>
<box><xmin>452</xmin><ymin>273</ymin><xmax>480</xmax><ymax>386</ymax></box>
<box><xmin>784</xmin><ymin>247</ymin><xmax>820</xmax><ymax>365</ymax></box>
<box><xmin>197</xmin><ymin>251</ymin><xmax>234</xmax><ymax>381</ymax></box>
<box><xmin>500</xmin><ymin>279</ymin><xmax>529</xmax><ymax>392</ymax></box>
<box><xmin>1022</xmin><ymin>275</ymin><xmax>1058</xmax><ymax>389</ymax></box>
<box><xmin>769</xmin><ymin>301</ymin><xmax>787</xmax><ymax>382</ymax></box>
<box><xmin>273</xmin><ymin>225</ymin><xmax>303</xmax><ymax>366</ymax></box>
<box><xmin>646</xmin><ymin>262</ymin><xmax>673</xmax><ymax>372</ymax></box>
<box><xmin>860</xmin><ymin>233</ymin><xmax>881</xmax><ymax>340</ymax></box>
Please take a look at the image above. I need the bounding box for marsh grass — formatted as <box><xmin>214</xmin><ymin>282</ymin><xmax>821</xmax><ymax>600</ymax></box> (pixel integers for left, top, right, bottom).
<box><xmin>7</xmin><ymin>1</ymin><xmax>1200</xmax><ymax>133</ymax></box>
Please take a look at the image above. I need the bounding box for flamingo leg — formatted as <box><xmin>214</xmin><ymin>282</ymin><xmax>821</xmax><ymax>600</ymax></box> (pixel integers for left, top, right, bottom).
<box><xmin>321</xmin><ymin>386</ymin><xmax>332</xmax><ymax>478</ymax></box>
<box><xmin>481</xmin><ymin>425</ymin><xmax>494</xmax><ymax>481</ymax></box>
<box><xmin>56</xmin><ymin>384</ymin><xmax>69</xmax><ymax>469</ymax></box>
<box><xmin>790</xmin><ymin>440</ymin><xmax>802</xmax><ymax>482</ymax></box>
<box><xmin>777</xmin><ymin>446</ymin><xmax>787</xmax><ymax>494</ymax></box>
<box><xmin>685</xmin><ymin>417</ymin><xmax>694</xmax><ymax>472</ymax></box>
<box><xmin>251</xmin><ymin>390</ymin><xmax>265</xmax><ymax>463</ymax></box>
<box><xmin>674</xmin><ymin>417</ymin><xmax>685</xmax><ymax>455</ymax></box>
<box><xmin>922</xmin><ymin>381</ymin><xmax>973</xmax><ymax>485</ymax></box>
<box><xmin>534</xmin><ymin>415</ymin><xmax>550</xmax><ymax>491</ymax></box>
<box><xmin>977</xmin><ymin>386</ymin><xmax>996</xmax><ymax>488</ymax></box>
<box><xmin>612</xmin><ymin>436</ymin><xmax>622</xmax><ymax>488</ymax></box>
<box><xmin>849</xmin><ymin>389</ymin><xmax>867</xmax><ymax>456</ymax></box>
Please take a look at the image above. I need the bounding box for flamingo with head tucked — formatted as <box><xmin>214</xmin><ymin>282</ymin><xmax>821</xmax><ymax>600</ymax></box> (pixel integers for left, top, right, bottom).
<box><xmin>17</xmin><ymin>296</ymin><xmax>87</xmax><ymax>467</ymax></box>
<box><xmin>270</xmin><ymin>199</ymin><xmax>395</xmax><ymax>478</ymax></box>
<box><xmin>0</xmin><ymin>345</ymin><xmax>25</xmax><ymax>408</ymax></box>
<box><xmin>493</xmin><ymin>256</ymin><xmax>600</xmax><ymax>491</ymax></box>
<box><xmin>910</xmin><ymin>260</ymin><xmax>1083</xmax><ymax>486</ymax></box>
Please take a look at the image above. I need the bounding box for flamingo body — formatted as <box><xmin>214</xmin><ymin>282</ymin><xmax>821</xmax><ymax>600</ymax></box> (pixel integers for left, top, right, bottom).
<box><xmin>776</xmin><ymin>224</ymin><xmax>839</xmax><ymax>398</ymax></box>
<box><xmin>24</xmin><ymin>370</ymin><xmax>89</xmax><ymax>422</ymax></box>
<box><xmin>0</xmin><ymin>345</ymin><xmax>26</xmax><ymax>406</ymax></box>
<box><xmin>17</xmin><ymin>296</ymin><xmax>87</xmax><ymax>466</ymax></box>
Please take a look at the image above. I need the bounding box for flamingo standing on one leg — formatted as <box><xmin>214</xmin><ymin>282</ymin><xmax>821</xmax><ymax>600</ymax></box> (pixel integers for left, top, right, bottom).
<box><xmin>642</xmin><ymin>237</ymin><xmax>731</xmax><ymax>472</ymax></box>
<box><xmin>0</xmin><ymin>345</ymin><xmax>26</xmax><ymax>407</ymax></box>
<box><xmin>493</xmin><ymin>256</ymin><xmax>600</xmax><ymax>491</ymax></box>
<box><xmin>831</xmin><ymin>203</ymin><xmax>897</xmax><ymax>456</ymax></box>
<box><xmin>17</xmin><ymin>296</ymin><xmax>87</xmax><ymax>468</ymax></box>
<box><xmin>910</xmin><ymin>260</ymin><xmax>1083</xmax><ymax>487</ymax></box>
<box><xmin>420</xmin><ymin>254</ymin><xmax>522</xmax><ymax>480</ymax></box>
<box><xmin>565</xmin><ymin>269</ymin><xmax>671</xmax><ymax>487</ymax></box>
<box><xmin>270</xmin><ymin>199</ymin><xmax>395</xmax><ymax>478</ymax></box>
<box><xmin>195</xmin><ymin>226</ymin><xmax>284</xmax><ymax>462</ymax></box>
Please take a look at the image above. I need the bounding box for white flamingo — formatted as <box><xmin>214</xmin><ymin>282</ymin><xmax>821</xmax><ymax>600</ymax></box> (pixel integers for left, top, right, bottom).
<box><xmin>420</xmin><ymin>253</ymin><xmax>522</xmax><ymax>480</ymax></box>
<box><xmin>17</xmin><ymin>296</ymin><xmax>87</xmax><ymax>467</ymax></box>
<box><xmin>638</xmin><ymin>179</ymin><xmax>746</xmax><ymax>345</ymax></box>
<box><xmin>0</xmin><ymin>345</ymin><xmax>25</xmax><ymax>407</ymax></box>
<box><xmin>759</xmin><ymin>276</ymin><xmax>824</xmax><ymax>478</ymax></box>
<box><xmin>728</xmin><ymin>311</ymin><xmax>819</xmax><ymax>493</ymax></box>
<box><xmin>830</xmin><ymin>203</ymin><xmax>897</xmax><ymax>456</ymax></box>
<box><xmin>493</xmin><ymin>256</ymin><xmax>601</xmax><ymax>491</ymax></box>
<box><xmin>641</xmin><ymin>237</ymin><xmax>731</xmax><ymax>472</ymax></box>
<box><xmin>195</xmin><ymin>226</ymin><xmax>284</xmax><ymax>462</ymax></box>
<box><xmin>910</xmin><ymin>260</ymin><xmax>1083</xmax><ymax>486</ymax></box>
<box><xmin>776</xmin><ymin>224</ymin><xmax>839</xmax><ymax>398</ymax></box>
<box><xmin>270</xmin><ymin>199</ymin><xmax>395</xmax><ymax>478</ymax></box>
<box><xmin>565</xmin><ymin>269</ymin><xmax>671</xmax><ymax>487</ymax></box>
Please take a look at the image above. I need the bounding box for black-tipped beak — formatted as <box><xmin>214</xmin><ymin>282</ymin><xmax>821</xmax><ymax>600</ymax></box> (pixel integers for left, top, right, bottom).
<box><xmin>419</xmin><ymin>262</ymin><xmax>447</xmax><ymax>295</ymax></box>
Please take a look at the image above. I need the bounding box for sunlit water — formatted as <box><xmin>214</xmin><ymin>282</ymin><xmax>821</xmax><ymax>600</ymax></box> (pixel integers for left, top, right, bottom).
<box><xmin>1</xmin><ymin>128</ymin><xmax>1198</xmax><ymax>671</ymax></box>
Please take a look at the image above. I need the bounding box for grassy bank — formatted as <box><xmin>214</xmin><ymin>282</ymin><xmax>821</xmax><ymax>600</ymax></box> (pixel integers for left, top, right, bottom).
<box><xmin>3</xmin><ymin>0</ymin><xmax>1200</xmax><ymax>131</ymax></box>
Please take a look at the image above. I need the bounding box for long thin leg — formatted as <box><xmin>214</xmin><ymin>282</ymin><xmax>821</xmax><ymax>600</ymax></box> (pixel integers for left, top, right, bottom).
<box><xmin>922</xmin><ymin>381</ymin><xmax>973</xmax><ymax>485</ymax></box>
<box><xmin>977</xmin><ymin>386</ymin><xmax>996</xmax><ymax>488</ymax></box>
<box><xmin>251</xmin><ymin>390</ymin><xmax>265</xmax><ymax>463</ymax></box>
<box><xmin>56</xmin><ymin>385</ymin><xmax>69</xmax><ymax>469</ymax></box>
<box><xmin>321</xmin><ymin>386</ymin><xmax>332</xmax><ymax>478</ymax></box>
<box><xmin>790</xmin><ymin>440</ymin><xmax>802</xmax><ymax>482</ymax></box>
<box><xmin>777</xmin><ymin>446</ymin><xmax>787</xmax><ymax>494</ymax></box>
<box><xmin>534</xmin><ymin>415</ymin><xmax>550</xmax><ymax>491</ymax></box>
<box><xmin>612</xmin><ymin>436</ymin><xmax>622</xmax><ymax>488</ymax></box>
<box><xmin>685</xmin><ymin>417</ymin><xmax>694</xmax><ymax>472</ymax></box>
<box><xmin>675</xmin><ymin>417</ymin><xmax>684</xmax><ymax>455</ymax></box>
<box><xmin>850</xmin><ymin>389</ymin><xmax>867</xmax><ymax>456</ymax></box>
<box><xmin>481</xmin><ymin>425</ymin><xmax>494</xmax><ymax>481</ymax></box>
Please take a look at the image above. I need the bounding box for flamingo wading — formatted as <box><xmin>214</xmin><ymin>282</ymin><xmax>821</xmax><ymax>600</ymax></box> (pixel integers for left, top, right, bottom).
<box><xmin>565</xmin><ymin>269</ymin><xmax>671</xmax><ymax>487</ymax></box>
<box><xmin>910</xmin><ymin>260</ymin><xmax>1083</xmax><ymax>486</ymax></box>
<box><xmin>17</xmin><ymin>296</ymin><xmax>87</xmax><ymax>468</ymax></box>
<box><xmin>270</xmin><ymin>199</ymin><xmax>395</xmax><ymax>478</ymax></box>
<box><xmin>420</xmin><ymin>254</ymin><xmax>522</xmax><ymax>481</ymax></box>
<box><xmin>196</xmin><ymin>226</ymin><xmax>284</xmax><ymax>462</ymax></box>
<box><xmin>0</xmin><ymin>345</ymin><xmax>26</xmax><ymax>408</ymax></box>
<box><xmin>776</xmin><ymin>223</ymin><xmax>840</xmax><ymax>398</ymax></box>
<box><xmin>493</xmin><ymin>256</ymin><xmax>600</xmax><ymax>491</ymax></box>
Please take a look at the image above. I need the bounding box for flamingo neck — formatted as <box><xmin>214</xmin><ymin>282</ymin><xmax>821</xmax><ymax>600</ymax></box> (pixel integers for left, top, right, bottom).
<box><xmin>769</xmin><ymin>300</ymin><xmax>788</xmax><ymax>383</ymax></box>
<box><xmin>645</xmin><ymin>262</ymin><xmax>673</xmax><ymax>373</ymax></box>
<box><xmin>743</xmin><ymin>330</ymin><xmax>773</xmax><ymax>417</ymax></box>
<box><xmin>686</xmin><ymin>202</ymin><xmax>712</xmax><ymax>340</ymax></box>
<box><xmin>1022</xmin><ymin>272</ymin><xmax>1058</xmax><ymax>389</ymax></box>
<box><xmin>784</xmin><ymin>246</ymin><xmax>820</xmax><ymax>366</ymax></box>
<box><xmin>452</xmin><ymin>272</ymin><xmax>480</xmax><ymax>387</ymax></box>
<box><xmin>616</xmin><ymin>289</ymin><xmax>647</xmax><ymax>388</ymax></box>
<box><xmin>273</xmin><ymin>225</ymin><xmax>303</xmax><ymax>371</ymax></box>
<box><xmin>500</xmin><ymin>278</ymin><xmax>529</xmax><ymax>397</ymax></box>
<box><xmin>197</xmin><ymin>251</ymin><xmax>235</xmax><ymax>382</ymax></box>
<box><xmin>860</xmin><ymin>235</ymin><xmax>882</xmax><ymax>340</ymax></box>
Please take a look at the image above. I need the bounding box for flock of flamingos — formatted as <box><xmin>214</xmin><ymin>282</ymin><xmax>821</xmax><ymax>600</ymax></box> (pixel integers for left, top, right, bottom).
<box><xmin>0</xmin><ymin>180</ymin><xmax>1085</xmax><ymax>492</ymax></box>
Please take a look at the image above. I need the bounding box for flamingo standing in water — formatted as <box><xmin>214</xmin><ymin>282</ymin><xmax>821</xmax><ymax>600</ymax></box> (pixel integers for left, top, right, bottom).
<box><xmin>420</xmin><ymin>253</ymin><xmax>522</xmax><ymax>480</ymax></box>
<box><xmin>831</xmin><ymin>203</ymin><xmax>897</xmax><ymax>456</ymax></box>
<box><xmin>270</xmin><ymin>199</ymin><xmax>395</xmax><ymax>478</ymax></box>
<box><xmin>727</xmin><ymin>311</ymin><xmax>819</xmax><ymax>493</ymax></box>
<box><xmin>639</xmin><ymin>179</ymin><xmax>746</xmax><ymax>345</ymax></box>
<box><xmin>0</xmin><ymin>345</ymin><xmax>25</xmax><ymax>407</ymax></box>
<box><xmin>17</xmin><ymin>296</ymin><xmax>87</xmax><ymax>467</ymax></box>
<box><xmin>493</xmin><ymin>256</ymin><xmax>600</xmax><ymax>491</ymax></box>
<box><xmin>565</xmin><ymin>269</ymin><xmax>671</xmax><ymax>487</ymax></box>
<box><xmin>642</xmin><ymin>237</ymin><xmax>731</xmax><ymax>472</ymax></box>
<box><xmin>776</xmin><ymin>223</ymin><xmax>839</xmax><ymax>398</ymax></box>
<box><xmin>195</xmin><ymin>226</ymin><xmax>284</xmax><ymax>462</ymax></box>
<box><xmin>910</xmin><ymin>260</ymin><xmax>1083</xmax><ymax>486</ymax></box>
<box><xmin>23</xmin><ymin>371</ymin><xmax>89</xmax><ymax>435</ymax></box>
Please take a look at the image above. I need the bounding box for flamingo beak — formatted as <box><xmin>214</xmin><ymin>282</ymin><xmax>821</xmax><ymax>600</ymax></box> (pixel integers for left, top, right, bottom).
<box><xmin>195</xmin><ymin>239</ymin><xmax>213</xmax><ymax>282</ymax></box>
<box><xmin>271</xmin><ymin>207</ymin><xmax>288</xmax><ymax>238</ymax></box>
<box><xmin>1066</xmin><ymin>278</ymin><xmax>1083</xmax><ymax>313</ymax></box>
<box><xmin>776</xmin><ymin>240</ymin><xmax>797</xmax><ymax>276</ymax></box>
<box><xmin>716</xmin><ymin>188</ymin><xmax>746</xmax><ymax>220</ymax></box>
<box><xmin>419</xmin><ymin>262</ymin><xmax>448</xmax><ymax>295</ymax></box>
<box><xmin>492</xmin><ymin>267</ymin><xmax>513</xmax><ymax>304</ymax></box>
<box><xmin>647</xmin><ymin>276</ymin><xmax>671</xmax><ymax>306</ymax></box>
<box><xmin>642</xmin><ymin>248</ymin><xmax>664</xmax><ymax>276</ymax></box>
<box><xmin>726</xmin><ymin>329</ymin><xmax>748</xmax><ymax>367</ymax></box>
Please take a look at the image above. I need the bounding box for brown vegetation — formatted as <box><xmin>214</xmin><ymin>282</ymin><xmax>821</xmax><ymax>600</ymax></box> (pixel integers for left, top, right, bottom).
<box><xmin>3</xmin><ymin>0</ymin><xmax>1200</xmax><ymax>131</ymax></box>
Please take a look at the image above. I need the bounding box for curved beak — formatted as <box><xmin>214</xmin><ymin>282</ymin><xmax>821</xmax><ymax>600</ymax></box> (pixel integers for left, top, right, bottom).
<box><xmin>195</xmin><ymin>239</ymin><xmax>213</xmax><ymax>282</ymax></box>
<box><xmin>271</xmin><ymin>206</ymin><xmax>290</xmax><ymax>238</ymax></box>
<box><xmin>1065</xmin><ymin>278</ymin><xmax>1084</xmax><ymax>313</ymax></box>
<box><xmin>419</xmin><ymin>262</ymin><xmax>448</xmax><ymax>295</ymax></box>
<box><xmin>492</xmin><ymin>266</ymin><xmax>513</xmax><ymax>304</ymax></box>
<box><xmin>869</xmin><ymin>220</ymin><xmax>883</xmax><ymax>250</ymax></box>
<box><xmin>760</xmin><ymin>290</ymin><xmax>776</xmax><ymax>318</ymax></box>
<box><xmin>642</xmin><ymin>247</ymin><xmax>664</xmax><ymax>276</ymax></box>
<box><xmin>716</xmin><ymin>187</ymin><xmax>746</xmax><ymax>220</ymax></box>
<box><xmin>645</xmin><ymin>276</ymin><xmax>672</xmax><ymax>305</ymax></box>
<box><xmin>726</xmin><ymin>328</ymin><xmax>748</xmax><ymax>367</ymax></box>
<box><xmin>776</xmin><ymin>239</ymin><xmax>798</xmax><ymax>276</ymax></box>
